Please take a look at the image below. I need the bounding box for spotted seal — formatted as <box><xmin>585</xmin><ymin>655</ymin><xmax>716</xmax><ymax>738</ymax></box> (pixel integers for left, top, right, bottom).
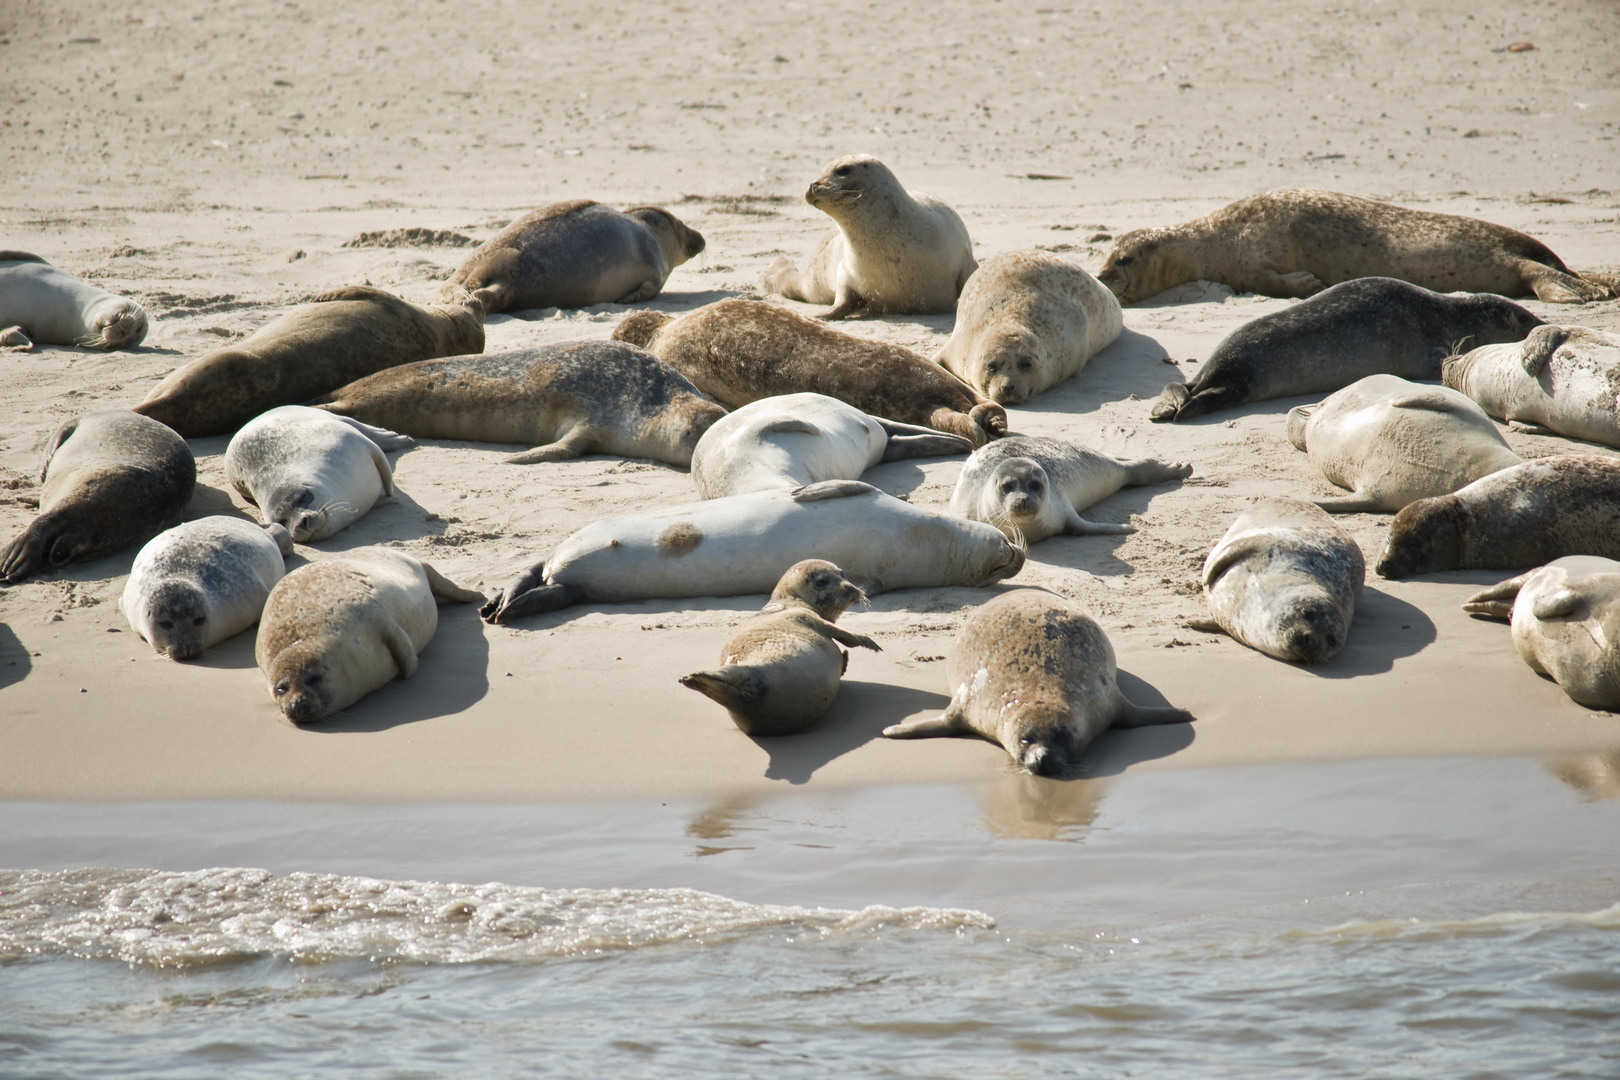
<box><xmin>1443</xmin><ymin>325</ymin><xmax>1620</xmax><ymax>448</ymax></box>
<box><xmin>1464</xmin><ymin>555</ymin><xmax>1620</xmax><ymax>709</ymax></box>
<box><xmin>0</xmin><ymin>251</ymin><xmax>148</xmax><ymax>350</ymax></box>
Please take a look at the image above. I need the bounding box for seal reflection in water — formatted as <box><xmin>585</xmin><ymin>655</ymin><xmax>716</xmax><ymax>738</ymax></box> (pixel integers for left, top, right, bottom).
<box><xmin>1465</xmin><ymin>556</ymin><xmax>1620</xmax><ymax>710</ymax></box>
<box><xmin>680</xmin><ymin>560</ymin><xmax>880</xmax><ymax>736</ymax></box>
<box><xmin>883</xmin><ymin>590</ymin><xmax>1193</xmax><ymax>777</ymax></box>
<box><xmin>0</xmin><ymin>251</ymin><xmax>148</xmax><ymax>350</ymax></box>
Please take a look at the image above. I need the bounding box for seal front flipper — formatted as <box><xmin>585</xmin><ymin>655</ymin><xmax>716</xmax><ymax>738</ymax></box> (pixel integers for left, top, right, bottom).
<box><xmin>380</xmin><ymin>617</ymin><xmax>419</xmax><ymax>680</ymax></box>
<box><xmin>824</xmin><ymin>623</ymin><xmax>881</xmax><ymax>652</ymax></box>
<box><xmin>311</xmin><ymin>285</ymin><xmax>402</xmax><ymax>305</ymax></box>
<box><xmin>1507</xmin><ymin>420</ymin><xmax>1557</xmax><ymax>435</ymax></box>
<box><xmin>1062</xmin><ymin>508</ymin><xmax>1135</xmax><ymax>537</ymax></box>
<box><xmin>328</xmin><ymin>415</ymin><xmax>416</xmax><ymax>453</ymax></box>
<box><xmin>758</xmin><ymin>419</ymin><xmax>822</xmax><ymax>438</ymax></box>
<box><xmin>1111</xmin><ymin>701</ymin><xmax>1195</xmax><ymax>729</ymax></box>
<box><xmin>882</xmin><ymin>706</ymin><xmax>968</xmax><ymax>739</ymax></box>
<box><xmin>1531</xmin><ymin>588</ymin><xmax>1586</xmax><ymax>622</ymax></box>
<box><xmin>790</xmin><ymin>480</ymin><xmax>880</xmax><ymax>502</ymax></box>
<box><xmin>1517</xmin><ymin>325</ymin><xmax>1568</xmax><ymax>377</ymax></box>
<box><xmin>1185</xmin><ymin>616</ymin><xmax>1223</xmax><ymax>634</ymax></box>
<box><xmin>1312</xmin><ymin>493</ymin><xmax>1389</xmax><ymax>514</ymax></box>
<box><xmin>422</xmin><ymin>562</ymin><xmax>485</xmax><ymax>606</ymax></box>
<box><xmin>39</xmin><ymin>416</ymin><xmax>80</xmax><ymax>481</ymax></box>
<box><xmin>1461</xmin><ymin>573</ymin><xmax>1528</xmax><ymax>620</ymax></box>
<box><xmin>504</xmin><ymin>425</ymin><xmax>598</xmax><ymax>465</ymax></box>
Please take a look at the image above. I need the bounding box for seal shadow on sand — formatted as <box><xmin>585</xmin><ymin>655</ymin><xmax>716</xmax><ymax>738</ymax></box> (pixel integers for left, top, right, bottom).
<box><xmin>1083</xmin><ymin>666</ymin><xmax>1198</xmax><ymax>777</ymax></box>
<box><xmin>0</xmin><ymin>621</ymin><xmax>31</xmax><ymax>690</ymax></box>
<box><xmin>1025</xmin><ymin>328</ymin><xmax>1182</xmax><ymax>416</ymax></box>
<box><xmin>755</xmin><ymin>680</ymin><xmax>953</xmax><ymax>784</ymax></box>
<box><xmin>305</xmin><ymin>604</ymin><xmax>491</xmax><ymax>733</ymax></box>
<box><xmin>1313</xmin><ymin>585</ymin><xmax>1436</xmax><ymax>679</ymax></box>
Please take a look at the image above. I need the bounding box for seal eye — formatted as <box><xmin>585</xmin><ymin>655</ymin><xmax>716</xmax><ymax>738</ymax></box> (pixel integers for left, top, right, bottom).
<box><xmin>192</xmin><ymin>616</ymin><xmax>206</xmax><ymax>626</ymax></box>
<box><xmin>274</xmin><ymin>682</ymin><xmax>289</xmax><ymax>696</ymax></box>
<box><xmin>1114</xmin><ymin>256</ymin><xmax>1134</xmax><ymax>266</ymax></box>
<box><xmin>158</xmin><ymin>620</ymin><xmax>174</xmax><ymax>630</ymax></box>
<box><xmin>1018</xmin><ymin>735</ymin><xmax>1032</xmax><ymax>747</ymax></box>
<box><xmin>834</xmin><ymin>165</ymin><xmax>852</xmax><ymax>177</ymax></box>
<box><xmin>1018</xmin><ymin>358</ymin><xmax>1033</xmax><ymax>371</ymax></box>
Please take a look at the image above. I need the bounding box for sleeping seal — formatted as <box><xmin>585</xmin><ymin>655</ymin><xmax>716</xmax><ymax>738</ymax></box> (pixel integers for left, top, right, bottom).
<box><xmin>1443</xmin><ymin>325</ymin><xmax>1620</xmax><ymax>448</ymax></box>
<box><xmin>1464</xmin><ymin>555</ymin><xmax>1620</xmax><ymax>709</ymax></box>
<box><xmin>0</xmin><ymin>251</ymin><xmax>148</xmax><ymax>350</ymax></box>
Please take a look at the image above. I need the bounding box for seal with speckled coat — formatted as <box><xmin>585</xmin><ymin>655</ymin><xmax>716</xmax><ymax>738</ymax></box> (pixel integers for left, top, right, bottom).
<box><xmin>1443</xmin><ymin>325</ymin><xmax>1620</xmax><ymax>448</ymax></box>
<box><xmin>0</xmin><ymin>251</ymin><xmax>148</xmax><ymax>350</ymax></box>
<box><xmin>1465</xmin><ymin>556</ymin><xmax>1620</xmax><ymax>709</ymax></box>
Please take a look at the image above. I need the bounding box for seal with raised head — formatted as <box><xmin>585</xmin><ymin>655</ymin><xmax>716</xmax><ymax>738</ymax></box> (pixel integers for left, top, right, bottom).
<box><xmin>1097</xmin><ymin>189</ymin><xmax>1613</xmax><ymax>305</ymax></box>
<box><xmin>934</xmin><ymin>250</ymin><xmax>1123</xmax><ymax>405</ymax></box>
<box><xmin>120</xmin><ymin>516</ymin><xmax>294</xmax><ymax>660</ymax></box>
<box><xmin>1377</xmin><ymin>456</ymin><xmax>1620</xmax><ymax>579</ymax></box>
<box><xmin>763</xmin><ymin>155</ymin><xmax>976</xmax><ymax>319</ymax></box>
<box><xmin>133</xmin><ymin>285</ymin><xmax>484</xmax><ymax>438</ymax></box>
<box><xmin>613</xmin><ymin>299</ymin><xmax>1007</xmax><ymax>447</ymax></box>
<box><xmin>690</xmin><ymin>392</ymin><xmax>972</xmax><ymax>498</ymax></box>
<box><xmin>0</xmin><ymin>410</ymin><xmax>195</xmax><ymax>584</ymax></box>
<box><xmin>882</xmin><ymin>589</ymin><xmax>1194</xmax><ymax>777</ymax></box>
<box><xmin>224</xmin><ymin>406</ymin><xmax>414</xmax><ymax>543</ymax></box>
<box><xmin>1464</xmin><ymin>555</ymin><xmax>1620</xmax><ymax>709</ymax></box>
<box><xmin>1286</xmin><ymin>374</ymin><xmax>1524</xmax><ymax>513</ymax></box>
<box><xmin>438</xmin><ymin>200</ymin><xmax>705</xmax><ymax>313</ymax></box>
<box><xmin>480</xmin><ymin>479</ymin><xmax>1024</xmax><ymax>624</ymax></box>
<box><xmin>256</xmin><ymin>546</ymin><xmax>484</xmax><ymax>724</ymax></box>
<box><xmin>1443</xmin><ymin>325</ymin><xmax>1620</xmax><ymax>448</ymax></box>
<box><xmin>948</xmin><ymin>435</ymin><xmax>1192</xmax><ymax>542</ymax></box>
<box><xmin>1149</xmin><ymin>277</ymin><xmax>1542</xmax><ymax>423</ymax></box>
<box><xmin>310</xmin><ymin>341</ymin><xmax>727</xmax><ymax>468</ymax></box>
<box><xmin>679</xmin><ymin>559</ymin><xmax>881</xmax><ymax>736</ymax></box>
<box><xmin>0</xmin><ymin>251</ymin><xmax>148</xmax><ymax>351</ymax></box>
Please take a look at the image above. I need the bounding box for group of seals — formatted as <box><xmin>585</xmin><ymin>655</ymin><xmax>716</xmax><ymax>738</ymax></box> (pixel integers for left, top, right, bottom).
<box><xmin>1444</xmin><ymin>325</ymin><xmax>1620</xmax><ymax>448</ymax></box>
<box><xmin>0</xmin><ymin>252</ymin><xmax>148</xmax><ymax>351</ymax></box>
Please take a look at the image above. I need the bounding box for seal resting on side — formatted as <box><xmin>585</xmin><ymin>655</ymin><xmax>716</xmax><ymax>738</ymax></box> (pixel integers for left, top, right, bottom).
<box><xmin>1464</xmin><ymin>556</ymin><xmax>1620</xmax><ymax>709</ymax></box>
<box><xmin>0</xmin><ymin>410</ymin><xmax>195</xmax><ymax>584</ymax></box>
<box><xmin>310</xmin><ymin>341</ymin><xmax>727</xmax><ymax>468</ymax></box>
<box><xmin>1098</xmin><ymin>189</ymin><xmax>1613</xmax><ymax>305</ymax></box>
<box><xmin>1286</xmin><ymin>374</ymin><xmax>1524</xmax><ymax>513</ymax></box>
<box><xmin>948</xmin><ymin>435</ymin><xmax>1192</xmax><ymax>542</ymax></box>
<box><xmin>438</xmin><ymin>200</ymin><xmax>705</xmax><ymax>313</ymax></box>
<box><xmin>256</xmin><ymin>546</ymin><xmax>484</xmax><ymax>724</ymax></box>
<box><xmin>763</xmin><ymin>155</ymin><xmax>976</xmax><ymax>318</ymax></box>
<box><xmin>1443</xmin><ymin>325</ymin><xmax>1620</xmax><ymax>448</ymax></box>
<box><xmin>882</xmin><ymin>590</ymin><xmax>1193</xmax><ymax>777</ymax></box>
<box><xmin>1149</xmin><ymin>277</ymin><xmax>1542</xmax><ymax>423</ymax></box>
<box><xmin>934</xmin><ymin>251</ymin><xmax>1123</xmax><ymax>405</ymax></box>
<box><xmin>133</xmin><ymin>285</ymin><xmax>484</xmax><ymax>437</ymax></box>
<box><xmin>613</xmin><ymin>299</ymin><xmax>1007</xmax><ymax>447</ymax></box>
<box><xmin>0</xmin><ymin>251</ymin><xmax>148</xmax><ymax>350</ymax></box>
<box><xmin>680</xmin><ymin>560</ymin><xmax>881</xmax><ymax>736</ymax></box>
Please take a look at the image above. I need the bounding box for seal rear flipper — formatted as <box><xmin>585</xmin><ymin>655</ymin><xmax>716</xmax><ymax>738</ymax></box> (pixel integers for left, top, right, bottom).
<box><xmin>422</xmin><ymin>562</ymin><xmax>485</xmax><ymax>606</ymax></box>
<box><xmin>1112</xmin><ymin>701</ymin><xmax>1195</xmax><ymax>729</ymax></box>
<box><xmin>1521</xmin><ymin>262</ymin><xmax>1613</xmax><ymax>304</ymax></box>
<box><xmin>482</xmin><ymin>582</ymin><xmax>583</xmax><ymax>625</ymax></box>
<box><xmin>881</xmin><ymin>709</ymin><xmax>968</xmax><ymax>740</ymax></box>
<box><xmin>504</xmin><ymin>426</ymin><xmax>597</xmax><ymax>465</ymax></box>
<box><xmin>678</xmin><ymin>667</ymin><xmax>760</xmax><ymax>714</ymax></box>
<box><xmin>790</xmin><ymin>480</ymin><xmax>880</xmax><ymax>502</ymax></box>
<box><xmin>0</xmin><ymin>326</ymin><xmax>32</xmax><ymax>351</ymax></box>
<box><xmin>1162</xmin><ymin>385</ymin><xmax>1234</xmax><ymax>423</ymax></box>
<box><xmin>1462</xmin><ymin>573</ymin><xmax>1529</xmax><ymax>620</ymax></box>
<box><xmin>1149</xmin><ymin>382</ymin><xmax>1190</xmax><ymax>423</ymax></box>
<box><xmin>380</xmin><ymin>618</ymin><xmax>419</xmax><ymax>680</ymax></box>
<box><xmin>880</xmin><ymin>431</ymin><xmax>977</xmax><ymax>461</ymax></box>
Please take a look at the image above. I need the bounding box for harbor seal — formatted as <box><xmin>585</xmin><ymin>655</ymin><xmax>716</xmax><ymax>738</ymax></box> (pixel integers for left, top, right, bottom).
<box><xmin>256</xmin><ymin>546</ymin><xmax>484</xmax><ymax>724</ymax></box>
<box><xmin>1464</xmin><ymin>555</ymin><xmax>1620</xmax><ymax>709</ymax></box>
<box><xmin>309</xmin><ymin>341</ymin><xmax>728</xmax><ymax>468</ymax></box>
<box><xmin>679</xmin><ymin>560</ymin><xmax>881</xmax><ymax>736</ymax></box>
<box><xmin>1376</xmin><ymin>456</ymin><xmax>1620</xmax><ymax>579</ymax></box>
<box><xmin>438</xmin><ymin>200</ymin><xmax>705</xmax><ymax>313</ymax></box>
<box><xmin>1443</xmin><ymin>325</ymin><xmax>1620</xmax><ymax>448</ymax></box>
<box><xmin>133</xmin><ymin>285</ymin><xmax>484</xmax><ymax>438</ymax></box>
<box><xmin>480</xmin><ymin>479</ymin><xmax>1024</xmax><ymax>624</ymax></box>
<box><xmin>0</xmin><ymin>410</ymin><xmax>195</xmax><ymax>584</ymax></box>
<box><xmin>120</xmin><ymin>516</ymin><xmax>294</xmax><ymax>660</ymax></box>
<box><xmin>613</xmin><ymin>299</ymin><xmax>1007</xmax><ymax>447</ymax></box>
<box><xmin>934</xmin><ymin>250</ymin><xmax>1123</xmax><ymax>405</ymax></box>
<box><xmin>948</xmin><ymin>435</ymin><xmax>1192</xmax><ymax>542</ymax></box>
<box><xmin>882</xmin><ymin>590</ymin><xmax>1194</xmax><ymax>777</ymax></box>
<box><xmin>1191</xmin><ymin>498</ymin><xmax>1365</xmax><ymax>663</ymax></box>
<box><xmin>1150</xmin><ymin>277</ymin><xmax>1542</xmax><ymax>423</ymax></box>
<box><xmin>1097</xmin><ymin>189</ymin><xmax>1614</xmax><ymax>305</ymax></box>
<box><xmin>1286</xmin><ymin>374</ymin><xmax>1524</xmax><ymax>513</ymax></box>
<box><xmin>0</xmin><ymin>251</ymin><xmax>148</xmax><ymax>350</ymax></box>
<box><xmin>690</xmin><ymin>392</ymin><xmax>972</xmax><ymax>498</ymax></box>
<box><xmin>763</xmin><ymin>155</ymin><xmax>976</xmax><ymax>318</ymax></box>
<box><xmin>224</xmin><ymin>406</ymin><xmax>413</xmax><ymax>543</ymax></box>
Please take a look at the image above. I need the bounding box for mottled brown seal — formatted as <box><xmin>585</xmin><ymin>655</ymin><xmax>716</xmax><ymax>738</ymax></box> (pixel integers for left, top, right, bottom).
<box><xmin>0</xmin><ymin>251</ymin><xmax>148</xmax><ymax>350</ymax></box>
<box><xmin>1464</xmin><ymin>555</ymin><xmax>1620</xmax><ymax>709</ymax></box>
<box><xmin>1443</xmin><ymin>325</ymin><xmax>1620</xmax><ymax>448</ymax></box>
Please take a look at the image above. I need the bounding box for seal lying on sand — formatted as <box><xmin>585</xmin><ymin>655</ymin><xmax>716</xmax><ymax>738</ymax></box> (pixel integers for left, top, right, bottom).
<box><xmin>613</xmin><ymin>299</ymin><xmax>1007</xmax><ymax>447</ymax></box>
<box><xmin>948</xmin><ymin>435</ymin><xmax>1192</xmax><ymax>542</ymax></box>
<box><xmin>1097</xmin><ymin>189</ymin><xmax>1614</xmax><ymax>305</ymax></box>
<box><xmin>1376</xmin><ymin>456</ymin><xmax>1620</xmax><ymax>579</ymax></box>
<box><xmin>480</xmin><ymin>479</ymin><xmax>1024</xmax><ymax>624</ymax></box>
<box><xmin>1443</xmin><ymin>325</ymin><xmax>1620</xmax><ymax>448</ymax></box>
<box><xmin>256</xmin><ymin>546</ymin><xmax>484</xmax><ymax>724</ymax></box>
<box><xmin>680</xmin><ymin>560</ymin><xmax>881</xmax><ymax>736</ymax></box>
<box><xmin>310</xmin><ymin>341</ymin><xmax>727</xmax><ymax>468</ymax></box>
<box><xmin>882</xmin><ymin>590</ymin><xmax>1194</xmax><ymax>776</ymax></box>
<box><xmin>1287</xmin><ymin>375</ymin><xmax>1523</xmax><ymax>513</ymax></box>
<box><xmin>439</xmin><ymin>201</ymin><xmax>705</xmax><ymax>313</ymax></box>
<box><xmin>0</xmin><ymin>251</ymin><xmax>148</xmax><ymax>350</ymax></box>
<box><xmin>133</xmin><ymin>285</ymin><xmax>484</xmax><ymax>437</ymax></box>
<box><xmin>1464</xmin><ymin>555</ymin><xmax>1620</xmax><ymax>709</ymax></box>
<box><xmin>934</xmin><ymin>251</ymin><xmax>1123</xmax><ymax>405</ymax></box>
<box><xmin>763</xmin><ymin>155</ymin><xmax>976</xmax><ymax>318</ymax></box>
<box><xmin>0</xmin><ymin>410</ymin><xmax>195</xmax><ymax>584</ymax></box>
<box><xmin>1149</xmin><ymin>277</ymin><xmax>1541</xmax><ymax>423</ymax></box>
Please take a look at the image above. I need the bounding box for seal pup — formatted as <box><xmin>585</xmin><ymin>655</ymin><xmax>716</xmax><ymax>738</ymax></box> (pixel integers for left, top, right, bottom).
<box><xmin>1464</xmin><ymin>556</ymin><xmax>1620</xmax><ymax>709</ymax></box>
<box><xmin>120</xmin><ymin>517</ymin><xmax>294</xmax><ymax>660</ymax></box>
<box><xmin>1376</xmin><ymin>456</ymin><xmax>1620</xmax><ymax>579</ymax></box>
<box><xmin>949</xmin><ymin>436</ymin><xmax>1192</xmax><ymax>543</ymax></box>
<box><xmin>1286</xmin><ymin>374</ymin><xmax>1524</xmax><ymax>513</ymax></box>
<box><xmin>679</xmin><ymin>560</ymin><xmax>881</xmax><ymax>736</ymax></box>
<box><xmin>882</xmin><ymin>590</ymin><xmax>1193</xmax><ymax>777</ymax></box>
<box><xmin>309</xmin><ymin>341</ymin><xmax>728</xmax><ymax>468</ymax></box>
<box><xmin>480</xmin><ymin>480</ymin><xmax>1025</xmax><ymax>624</ymax></box>
<box><xmin>256</xmin><ymin>546</ymin><xmax>483</xmax><ymax>724</ymax></box>
<box><xmin>1192</xmin><ymin>498</ymin><xmax>1365</xmax><ymax>663</ymax></box>
<box><xmin>1149</xmin><ymin>277</ymin><xmax>1542</xmax><ymax>423</ymax></box>
<box><xmin>133</xmin><ymin>285</ymin><xmax>485</xmax><ymax>437</ymax></box>
<box><xmin>438</xmin><ymin>201</ymin><xmax>705</xmax><ymax>313</ymax></box>
<box><xmin>763</xmin><ymin>155</ymin><xmax>976</xmax><ymax>318</ymax></box>
<box><xmin>613</xmin><ymin>299</ymin><xmax>1007</xmax><ymax>447</ymax></box>
<box><xmin>0</xmin><ymin>251</ymin><xmax>148</xmax><ymax>350</ymax></box>
<box><xmin>0</xmin><ymin>410</ymin><xmax>195</xmax><ymax>584</ymax></box>
<box><xmin>934</xmin><ymin>251</ymin><xmax>1123</xmax><ymax>406</ymax></box>
<box><xmin>224</xmin><ymin>406</ymin><xmax>413</xmax><ymax>543</ymax></box>
<box><xmin>1443</xmin><ymin>325</ymin><xmax>1620</xmax><ymax>448</ymax></box>
<box><xmin>1097</xmin><ymin>189</ymin><xmax>1613</xmax><ymax>305</ymax></box>
<box><xmin>690</xmin><ymin>392</ymin><xmax>972</xmax><ymax>498</ymax></box>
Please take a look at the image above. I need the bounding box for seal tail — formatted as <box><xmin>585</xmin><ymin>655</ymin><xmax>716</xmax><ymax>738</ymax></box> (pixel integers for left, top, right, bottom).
<box><xmin>1149</xmin><ymin>382</ymin><xmax>1190</xmax><ymax>422</ymax></box>
<box><xmin>1462</xmin><ymin>573</ymin><xmax>1528</xmax><ymax>621</ymax></box>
